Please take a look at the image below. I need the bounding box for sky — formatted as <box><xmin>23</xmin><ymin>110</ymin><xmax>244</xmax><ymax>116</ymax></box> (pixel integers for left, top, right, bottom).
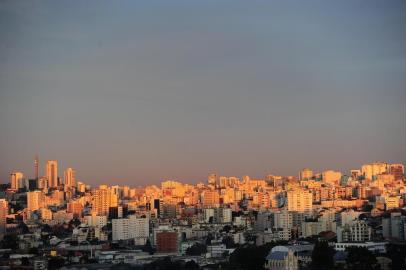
<box><xmin>1</xmin><ymin>0</ymin><xmax>405</xmax><ymax>186</ymax></box>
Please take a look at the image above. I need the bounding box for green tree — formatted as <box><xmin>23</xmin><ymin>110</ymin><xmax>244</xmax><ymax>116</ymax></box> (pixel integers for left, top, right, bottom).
<box><xmin>19</xmin><ymin>222</ymin><xmax>30</xmax><ymax>234</ymax></box>
<box><xmin>1</xmin><ymin>234</ymin><xmax>19</xmax><ymax>250</ymax></box>
<box><xmin>69</xmin><ymin>218</ymin><xmax>81</xmax><ymax>228</ymax></box>
<box><xmin>143</xmin><ymin>239</ymin><xmax>155</xmax><ymax>255</ymax></box>
<box><xmin>28</xmin><ymin>247</ymin><xmax>39</xmax><ymax>255</ymax></box>
<box><xmin>346</xmin><ymin>247</ymin><xmax>379</xmax><ymax>270</ymax></box>
<box><xmin>205</xmin><ymin>233</ymin><xmax>214</xmax><ymax>245</ymax></box>
<box><xmin>228</xmin><ymin>244</ymin><xmax>273</xmax><ymax>270</ymax></box>
<box><xmin>184</xmin><ymin>260</ymin><xmax>199</xmax><ymax>270</ymax></box>
<box><xmin>311</xmin><ymin>240</ymin><xmax>335</xmax><ymax>270</ymax></box>
<box><xmin>186</xmin><ymin>243</ymin><xmax>207</xmax><ymax>256</ymax></box>
<box><xmin>48</xmin><ymin>256</ymin><xmax>65</xmax><ymax>270</ymax></box>
<box><xmin>222</xmin><ymin>236</ymin><xmax>236</xmax><ymax>248</ymax></box>
<box><xmin>143</xmin><ymin>257</ymin><xmax>183</xmax><ymax>270</ymax></box>
<box><xmin>222</xmin><ymin>225</ymin><xmax>231</xmax><ymax>233</ymax></box>
<box><xmin>386</xmin><ymin>243</ymin><xmax>406</xmax><ymax>270</ymax></box>
<box><xmin>21</xmin><ymin>257</ymin><xmax>30</xmax><ymax>266</ymax></box>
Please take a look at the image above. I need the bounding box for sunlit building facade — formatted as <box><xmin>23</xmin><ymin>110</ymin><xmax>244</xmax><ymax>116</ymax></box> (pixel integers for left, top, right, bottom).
<box><xmin>64</xmin><ymin>167</ymin><xmax>76</xmax><ymax>187</ymax></box>
<box><xmin>46</xmin><ymin>160</ymin><xmax>59</xmax><ymax>188</ymax></box>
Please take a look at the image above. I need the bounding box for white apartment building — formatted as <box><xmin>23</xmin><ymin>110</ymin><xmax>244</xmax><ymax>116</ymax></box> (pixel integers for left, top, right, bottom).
<box><xmin>203</xmin><ymin>208</ymin><xmax>232</xmax><ymax>223</ymax></box>
<box><xmin>382</xmin><ymin>212</ymin><xmax>406</xmax><ymax>240</ymax></box>
<box><xmin>337</xmin><ymin>220</ymin><xmax>371</xmax><ymax>243</ymax></box>
<box><xmin>129</xmin><ymin>215</ymin><xmax>149</xmax><ymax>244</ymax></box>
<box><xmin>85</xmin><ymin>215</ymin><xmax>108</xmax><ymax>228</ymax></box>
<box><xmin>112</xmin><ymin>216</ymin><xmax>150</xmax><ymax>243</ymax></box>
<box><xmin>112</xmin><ymin>218</ymin><xmax>130</xmax><ymax>241</ymax></box>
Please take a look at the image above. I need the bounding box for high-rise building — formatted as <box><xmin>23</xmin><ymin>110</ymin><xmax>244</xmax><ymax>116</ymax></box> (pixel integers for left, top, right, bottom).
<box><xmin>46</xmin><ymin>160</ymin><xmax>58</xmax><ymax>188</ymax></box>
<box><xmin>112</xmin><ymin>215</ymin><xmax>150</xmax><ymax>243</ymax></box>
<box><xmin>202</xmin><ymin>190</ymin><xmax>220</xmax><ymax>207</ymax></box>
<box><xmin>215</xmin><ymin>207</ymin><xmax>232</xmax><ymax>223</ymax></box>
<box><xmin>203</xmin><ymin>208</ymin><xmax>215</xmax><ymax>223</ymax></box>
<box><xmin>27</xmin><ymin>190</ymin><xmax>44</xmax><ymax>211</ymax></box>
<box><xmin>361</xmin><ymin>162</ymin><xmax>389</xmax><ymax>180</ymax></box>
<box><xmin>208</xmin><ymin>173</ymin><xmax>217</xmax><ymax>187</ymax></box>
<box><xmin>77</xmin><ymin>181</ymin><xmax>86</xmax><ymax>193</ymax></box>
<box><xmin>203</xmin><ymin>207</ymin><xmax>232</xmax><ymax>223</ymax></box>
<box><xmin>337</xmin><ymin>220</ymin><xmax>371</xmax><ymax>243</ymax></box>
<box><xmin>34</xmin><ymin>155</ymin><xmax>39</xmax><ymax>180</ymax></box>
<box><xmin>382</xmin><ymin>212</ymin><xmax>406</xmax><ymax>240</ymax></box>
<box><xmin>67</xmin><ymin>201</ymin><xmax>83</xmax><ymax>218</ymax></box>
<box><xmin>300</xmin><ymin>168</ymin><xmax>313</xmax><ymax>180</ymax></box>
<box><xmin>390</xmin><ymin>164</ymin><xmax>404</xmax><ymax>181</ymax></box>
<box><xmin>273</xmin><ymin>210</ymin><xmax>294</xmax><ymax>240</ymax></box>
<box><xmin>10</xmin><ymin>172</ymin><xmax>24</xmax><ymax>190</ymax></box>
<box><xmin>153</xmin><ymin>199</ymin><xmax>163</xmax><ymax>218</ymax></box>
<box><xmin>322</xmin><ymin>170</ymin><xmax>342</xmax><ymax>185</ymax></box>
<box><xmin>350</xmin><ymin>170</ymin><xmax>361</xmax><ymax>180</ymax></box>
<box><xmin>156</xmin><ymin>232</ymin><xmax>178</xmax><ymax>253</ymax></box>
<box><xmin>37</xmin><ymin>177</ymin><xmax>48</xmax><ymax>189</ymax></box>
<box><xmin>129</xmin><ymin>216</ymin><xmax>149</xmax><ymax>244</ymax></box>
<box><xmin>27</xmin><ymin>179</ymin><xmax>38</xmax><ymax>191</ymax></box>
<box><xmin>64</xmin><ymin>168</ymin><xmax>76</xmax><ymax>187</ymax></box>
<box><xmin>0</xmin><ymin>199</ymin><xmax>8</xmax><ymax>240</ymax></box>
<box><xmin>287</xmin><ymin>190</ymin><xmax>313</xmax><ymax>212</ymax></box>
<box><xmin>112</xmin><ymin>218</ymin><xmax>130</xmax><ymax>241</ymax></box>
<box><xmin>92</xmin><ymin>185</ymin><xmax>118</xmax><ymax>216</ymax></box>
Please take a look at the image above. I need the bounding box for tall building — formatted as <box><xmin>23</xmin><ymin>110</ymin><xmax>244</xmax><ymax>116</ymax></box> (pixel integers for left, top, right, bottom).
<box><xmin>273</xmin><ymin>210</ymin><xmax>296</xmax><ymax>240</ymax></box>
<box><xmin>322</xmin><ymin>170</ymin><xmax>342</xmax><ymax>185</ymax></box>
<box><xmin>208</xmin><ymin>173</ymin><xmax>217</xmax><ymax>187</ymax></box>
<box><xmin>350</xmin><ymin>170</ymin><xmax>361</xmax><ymax>180</ymax></box>
<box><xmin>37</xmin><ymin>177</ymin><xmax>48</xmax><ymax>189</ymax></box>
<box><xmin>287</xmin><ymin>190</ymin><xmax>313</xmax><ymax>212</ymax></box>
<box><xmin>202</xmin><ymin>190</ymin><xmax>220</xmax><ymax>207</ymax></box>
<box><xmin>64</xmin><ymin>168</ymin><xmax>76</xmax><ymax>187</ymax></box>
<box><xmin>300</xmin><ymin>168</ymin><xmax>313</xmax><ymax>180</ymax></box>
<box><xmin>382</xmin><ymin>212</ymin><xmax>406</xmax><ymax>240</ymax></box>
<box><xmin>46</xmin><ymin>160</ymin><xmax>59</xmax><ymax>188</ymax></box>
<box><xmin>85</xmin><ymin>215</ymin><xmax>108</xmax><ymax>230</ymax></box>
<box><xmin>67</xmin><ymin>201</ymin><xmax>83</xmax><ymax>218</ymax></box>
<box><xmin>34</xmin><ymin>155</ymin><xmax>39</xmax><ymax>180</ymax></box>
<box><xmin>337</xmin><ymin>220</ymin><xmax>371</xmax><ymax>243</ymax></box>
<box><xmin>153</xmin><ymin>199</ymin><xmax>163</xmax><ymax>218</ymax></box>
<box><xmin>92</xmin><ymin>185</ymin><xmax>118</xmax><ymax>216</ymax></box>
<box><xmin>112</xmin><ymin>216</ymin><xmax>150</xmax><ymax>243</ymax></box>
<box><xmin>112</xmin><ymin>218</ymin><xmax>130</xmax><ymax>241</ymax></box>
<box><xmin>10</xmin><ymin>172</ymin><xmax>24</xmax><ymax>190</ymax></box>
<box><xmin>0</xmin><ymin>199</ymin><xmax>8</xmax><ymax>240</ymax></box>
<box><xmin>203</xmin><ymin>207</ymin><xmax>232</xmax><ymax>223</ymax></box>
<box><xmin>27</xmin><ymin>190</ymin><xmax>44</xmax><ymax>211</ymax></box>
<box><xmin>27</xmin><ymin>179</ymin><xmax>38</xmax><ymax>191</ymax></box>
<box><xmin>156</xmin><ymin>232</ymin><xmax>178</xmax><ymax>253</ymax></box>
<box><xmin>214</xmin><ymin>207</ymin><xmax>232</xmax><ymax>223</ymax></box>
<box><xmin>361</xmin><ymin>162</ymin><xmax>388</xmax><ymax>180</ymax></box>
<box><xmin>390</xmin><ymin>164</ymin><xmax>404</xmax><ymax>181</ymax></box>
<box><xmin>129</xmin><ymin>216</ymin><xmax>149</xmax><ymax>244</ymax></box>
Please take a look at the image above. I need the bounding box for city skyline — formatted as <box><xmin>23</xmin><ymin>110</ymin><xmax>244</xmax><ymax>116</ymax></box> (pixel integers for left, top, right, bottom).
<box><xmin>1</xmin><ymin>1</ymin><xmax>405</xmax><ymax>268</ymax></box>
<box><xmin>1</xmin><ymin>0</ymin><xmax>406</xmax><ymax>186</ymax></box>
<box><xmin>4</xmin><ymin>156</ymin><xmax>404</xmax><ymax>187</ymax></box>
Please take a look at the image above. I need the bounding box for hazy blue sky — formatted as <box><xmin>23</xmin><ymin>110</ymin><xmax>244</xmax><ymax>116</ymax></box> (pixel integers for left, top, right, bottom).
<box><xmin>1</xmin><ymin>0</ymin><xmax>405</xmax><ymax>186</ymax></box>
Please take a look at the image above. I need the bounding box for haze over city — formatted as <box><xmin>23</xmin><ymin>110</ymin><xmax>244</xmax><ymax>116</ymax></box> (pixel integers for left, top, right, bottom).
<box><xmin>1</xmin><ymin>0</ymin><xmax>406</xmax><ymax>186</ymax></box>
<box><xmin>2</xmin><ymin>1</ymin><xmax>406</xmax><ymax>270</ymax></box>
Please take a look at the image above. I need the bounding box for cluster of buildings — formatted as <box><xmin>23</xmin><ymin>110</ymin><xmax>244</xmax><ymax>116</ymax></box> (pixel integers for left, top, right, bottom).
<box><xmin>0</xmin><ymin>159</ymin><xmax>405</xmax><ymax>269</ymax></box>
